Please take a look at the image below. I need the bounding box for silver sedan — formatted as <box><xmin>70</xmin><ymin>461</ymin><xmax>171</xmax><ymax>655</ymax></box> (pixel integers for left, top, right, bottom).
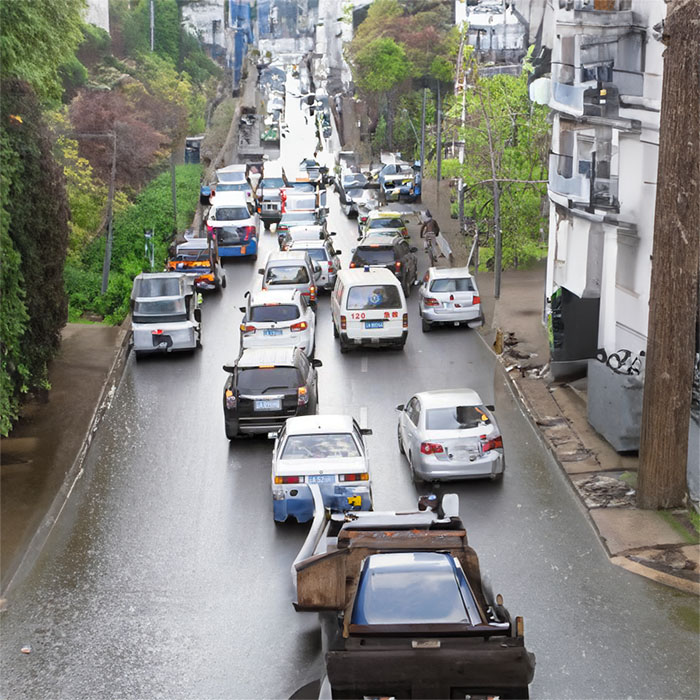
<box><xmin>396</xmin><ymin>389</ymin><xmax>505</xmax><ymax>482</ymax></box>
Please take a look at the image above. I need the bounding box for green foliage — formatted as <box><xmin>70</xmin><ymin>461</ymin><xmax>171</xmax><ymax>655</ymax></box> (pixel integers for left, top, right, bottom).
<box><xmin>444</xmin><ymin>68</ymin><xmax>550</xmax><ymax>270</ymax></box>
<box><xmin>66</xmin><ymin>164</ymin><xmax>202</xmax><ymax>322</ymax></box>
<box><xmin>0</xmin><ymin>79</ymin><xmax>70</xmax><ymax>435</ymax></box>
<box><xmin>0</xmin><ymin>0</ymin><xmax>86</xmax><ymax>102</ymax></box>
<box><xmin>58</xmin><ymin>55</ymin><xmax>89</xmax><ymax>97</ymax></box>
<box><xmin>354</xmin><ymin>37</ymin><xmax>411</xmax><ymax>94</ymax></box>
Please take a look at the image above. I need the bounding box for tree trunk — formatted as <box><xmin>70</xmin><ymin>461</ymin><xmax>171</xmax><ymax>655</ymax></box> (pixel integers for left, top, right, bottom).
<box><xmin>637</xmin><ymin>0</ymin><xmax>700</xmax><ymax>509</ymax></box>
<box><xmin>386</xmin><ymin>92</ymin><xmax>394</xmax><ymax>151</ymax></box>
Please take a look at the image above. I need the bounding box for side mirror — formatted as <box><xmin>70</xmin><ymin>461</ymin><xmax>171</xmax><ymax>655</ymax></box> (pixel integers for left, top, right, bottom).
<box><xmin>258</xmin><ymin>268</ymin><xmax>264</xmax><ymax>275</ymax></box>
<box><xmin>311</xmin><ymin>358</ymin><xmax>323</xmax><ymax>368</ymax></box>
<box><xmin>194</xmin><ymin>308</ymin><xmax>202</xmax><ymax>323</ymax></box>
<box><xmin>360</xmin><ymin>428</ymin><xmax>373</xmax><ymax>436</ymax></box>
<box><xmin>351</xmin><ymin>247</ymin><xmax>356</xmax><ymax>253</ymax></box>
<box><xmin>267</xmin><ymin>431</ymin><xmax>279</xmax><ymax>440</ymax></box>
<box><xmin>239</xmin><ymin>306</ymin><xmax>246</xmax><ymax>313</ymax></box>
<box><xmin>330</xmin><ymin>231</ymin><xmax>337</xmax><ymax>236</ymax></box>
<box><xmin>223</xmin><ymin>364</ymin><xmax>235</xmax><ymax>373</ymax></box>
<box><xmin>409</xmin><ymin>246</ymin><xmax>418</xmax><ymax>253</ymax></box>
<box><xmin>334</xmin><ymin>249</ymin><xmax>342</xmax><ymax>255</ymax></box>
<box><xmin>486</xmin><ymin>404</ymin><xmax>495</xmax><ymax>411</ymax></box>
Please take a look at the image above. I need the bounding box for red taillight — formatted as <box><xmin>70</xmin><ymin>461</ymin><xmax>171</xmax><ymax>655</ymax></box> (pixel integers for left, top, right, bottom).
<box><xmin>423</xmin><ymin>272</ymin><xmax>430</xmax><ymax>283</ymax></box>
<box><xmin>420</xmin><ymin>442</ymin><xmax>444</xmax><ymax>455</ymax></box>
<box><xmin>309</xmin><ymin>286</ymin><xmax>316</xmax><ymax>302</ymax></box>
<box><xmin>340</xmin><ymin>315</ymin><xmax>347</xmax><ymax>330</ymax></box>
<box><xmin>328</xmin><ymin>265</ymin><xmax>335</xmax><ymax>274</ymax></box>
<box><xmin>339</xmin><ymin>473</ymin><xmax>369</xmax><ymax>482</ymax></box>
<box><xmin>395</xmin><ymin>261</ymin><xmax>401</xmax><ymax>270</ymax></box>
<box><xmin>225</xmin><ymin>389</ymin><xmax>236</xmax><ymax>409</ymax></box>
<box><xmin>423</xmin><ymin>297</ymin><xmax>440</xmax><ymax>307</ymax></box>
<box><xmin>242</xmin><ymin>225</ymin><xmax>256</xmax><ymax>242</ymax></box>
<box><xmin>290</xmin><ymin>321</ymin><xmax>308</xmax><ymax>332</ymax></box>
<box><xmin>450</xmin><ymin>294</ymin><xmax>454</xmax><ymax>301</ymax></box>
<box><xmin>482</xmin><ymin>435</ymin><xmax>504</xmax><ymax>452</ymax></box>
<box><xmin>349</xmin><ymin>262</ymin><xmax>356</xmax><ymax>268</ymax></box>
<box><xmin>402</xmin><ymin>313</ymin><xmax>408</xmax><ymax>329</ymax></box>
<box><xmin>274</xmin><ymin>475</ymin><xmax>306</xmax><ymax>484</ymax></box>
<box><xmin>206</xmin><ymin>224</ymin><xmax>214</xmax><ymax>234</ymax></box>
<box><xmin>240</xmin><ymin>324</ymin><xmax>256</xmax><ymax>334</ymax></box>
<box><xmin>473</xmin><ymin>295</ymin><xmax>481</xmax><ymax>304</ymax></box>
<box><xmin>297</xmin><ymin>386</ymin><xmax>309</xmax><ymax>406</ymax></box>
<box><xmin>152</xmin><ymin>329</ymin><xmax>163</xmax><ymax>335</ymax></box>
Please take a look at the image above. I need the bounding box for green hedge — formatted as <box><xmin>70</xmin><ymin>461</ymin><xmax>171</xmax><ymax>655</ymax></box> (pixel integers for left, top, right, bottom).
<box><xmin>66</xmin><ymin>163</ymin><xmax>202</xmax><ymax>323</ymax></box>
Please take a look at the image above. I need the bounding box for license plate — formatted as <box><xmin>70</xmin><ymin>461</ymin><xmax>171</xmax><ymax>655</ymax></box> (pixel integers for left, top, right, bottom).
<box><xmin>263</xmin><ymin>329</ymin><xmax>283</xmax><ymax>336</ymax></box>
<box><xmin>254</xmin><ymin>398</ymin><xmax>281</xmax><ymax>411</ymax></box>
<box><xmin>307</xmin><ymin>474</ymin><xmax>335</xmax><ymax>484</ymax></box>
<box><xmin>364</xmin><ymin>320</ymin><xmax>384</xmax><ymax>329</ymax></box>
<box><xmin>240</xmin><ymin>246</ymin><xmax>246</xmax><ymax>255</ymax></box>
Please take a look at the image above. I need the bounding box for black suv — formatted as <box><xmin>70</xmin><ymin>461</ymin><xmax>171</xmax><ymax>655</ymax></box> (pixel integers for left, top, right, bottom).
<box><xmin>350</xmin><ymin>234</ymin><xmax>418</xmax><ymax>296</ymax></box>
<box><xmin>222</xmin><ymin>346</ymin><xmax>321</xmax><ymax>440</ymax></box>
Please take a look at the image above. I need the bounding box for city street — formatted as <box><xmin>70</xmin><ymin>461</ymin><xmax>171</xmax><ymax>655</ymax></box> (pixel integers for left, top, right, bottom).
<box><xmin>2</xmin><ymin>71</ymin><xmax>698</xmax><ymax>700</ymax></box>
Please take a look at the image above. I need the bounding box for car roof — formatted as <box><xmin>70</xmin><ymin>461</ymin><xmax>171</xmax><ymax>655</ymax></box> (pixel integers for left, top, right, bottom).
<box><xmin>359</xmin><ymin>233</ymin><xmax>401</xmax><ymax>246</ymax></box>
<box><xmin>284</xmin><ymin>414</ymin><xmax>356</xmax><ymax>435</ymax></box>
<box><xmin>249</xmin><ymin>289</ymin><xmax>300</xmax><ymax>305</ymax></box>
<box><xmin>211</xmin><ymin>190</ymin><xmax>248</xmax><ymax>205</ymax></box>
<box><xmin>217</xmin><ymin>164</ymin><xmax>246</xmax><ymax>175</ymax></box>
<box><xmin>414</xmin><ymin>388</ymin><xmax>484</xmax><ymax>408</ymax></box>
<box><xmin>237</xmin><ymin>346</ymin><xmax>298</xmax><ymax>368</ymax></box>
<box><xmin>429</xmin><ymin>266</ymin><xmax>474</xmax><ymax>280</ymax></box>
<box><xmin>287</xmin><ymin>224</ymin><xmax>323</xmax><ymax>235</ymax></box>
<box><xmin>289</xmin><ymin>239</ymin><xmax>327</xmax><ymax>250</ymax></box>
<box><xmin>338</xmin><ymin>267</ymin><xmax>402</xmax><ymax>286</ymax></box>
<box><xmin>264</xmin><ymin>250</ymin><xmax>312</xmax><ymax>265</ymax></box>
<box><xmin>369</xmin><ymin>209</ymin><xmax>404</xmax><ymax>219</ymax></box>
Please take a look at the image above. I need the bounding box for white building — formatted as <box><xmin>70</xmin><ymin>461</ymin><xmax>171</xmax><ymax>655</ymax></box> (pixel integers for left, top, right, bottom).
<box><xmin>84</xmin><ymin>0</ymin><xmax>110</xmax><ymax>33</ymax></box>
<box><xmin>533</xmin><ymin>0</ymin><xmax>667</xmax><ymax>452</ymax></box>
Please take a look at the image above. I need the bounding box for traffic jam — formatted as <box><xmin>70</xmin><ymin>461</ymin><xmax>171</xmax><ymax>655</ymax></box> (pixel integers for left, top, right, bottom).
<box><xmin>129</xmin><ymin>60</ymin><xmax>534</xmax><ymax>699</ymax></box>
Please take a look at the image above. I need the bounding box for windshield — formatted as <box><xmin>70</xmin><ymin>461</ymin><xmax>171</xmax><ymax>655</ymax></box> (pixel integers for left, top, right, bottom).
<box><xmin>425</xmin><ymin>405</ymin><xmax>491</xmax><ymax>430</ymax></box>
<box><xmin>286</xmin><ymin>196</ymin><xmax>316</xmax><ymax>210</ymax></box>
<box><xmin>281</xmin><ymin>433</ymin><xmax>361</xmax><ymax>459</ymax></box>
<box><xmin>291</xmin><ymin>182</ymin><xmax>316</xmax><ymax>192</ymax></box>
<box><xmin>430</xmin><ymin>277</ymin><xmax>475</xmax><ymax>293</ymax></box>
<box><xmin>133</xmin><ymin>277</ymin><xmax>182</xmax><ymax>297</ymax></box>
<box><xmin>217</xmin><ymin>173</ymin><xmax>246</xmax><ymax>184</ymax></box>
<box><xmin>281</xmin><ymin>212</ymin><xmax>317</xmax><ymax>225</ymax></box>
<box><xmin>133</xmin><ymin>297</ymin><xmax>187</xmax><ymax>324</ymax></box>
<box><xmin>236</xmin><ymin>367</ymin><xmax>300</xmax><ymax>394</ymax></box>
<box><xmin>352</xmin><ymin>247</ymin><xmax>394</xmax><ymax>266</ymax></box>
<box><xmin>369</xmin><ymin>218</ymin><xmax>404</xmax><ymax>230</ymax></box>
<box><xmin>261</xmin><ymin>177</ymin><xmax>286</xmax><ymax>189</ymax></box>
<box><xmin>250</xmin><ymin>304</ymin><xmax>300</xmax><ymax>322</ymax></box>
<box><xmin>216</xmin><ymin>183</ymin><xmax>249</xmax><ymax>192</ymax></box>
<box><xmin>343</xmin><ymin>173</ymin><xmax>367</xmax><ymax>188</ymax></box>
<box><xmin>215</xmin><ymin>227</ymin><xmax>245</xmax><ymax>245</ymax></box>
<box><xmin>346</xmin><ymin>188</ymin><xmax>364</xmax><ymax>199</ymax></box>
<box><xmin>266</xmin><ymin>265</ymin><xmax>310</xmax><ymax>285</ymax></box>
<box><xmin>347</xmin><ymin>285</ymin><xmax>402</xmax><ymax>310</ymax></box>
<box><xmin>212</xmin><ymin>206</ymin><xmax>249</xmax><ymax>221</ymax></box>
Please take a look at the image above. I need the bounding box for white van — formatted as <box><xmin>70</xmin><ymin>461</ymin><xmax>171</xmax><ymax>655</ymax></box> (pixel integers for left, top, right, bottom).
<box><xmin>330</xmin><ymin>267</ymin><xmax>407</xmax><ymax>353</ymax></box>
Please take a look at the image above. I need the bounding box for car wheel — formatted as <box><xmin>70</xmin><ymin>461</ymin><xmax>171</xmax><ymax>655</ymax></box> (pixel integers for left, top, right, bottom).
<box><xmin>403</xmin><ymin>278</ymin><xmax>411</xmax><ymax>298</ymax></box>
<box><xmin>397</xmin><ymin>425</ymin><xmax>405</xmax><ymax>455</ymax></box>
<box><xmin>421</xmin><ymin>318</ymin><xmax>431</xmax><ymax>333</ymax></box>
<box><xmin>408</xmin><ymin>453</ymin><xmax>423</xmax><ymax>484</ymax></box>
<box><xmin>333</xmin><ymin>322</ymin><xmax>339</xmax><ymax>338</ymax></box>
<box><xmin>339</xmin><ymin>339</ymin><xmax>350</xmax><ymax>354</ymax></box>
<box><xmin>490</xmin><ymin>471</ymin><xmax>504</xmax><ymax>482</ymax></box>
<box><xmin>225</xmin><ymin>421</ymin><xmax>238</xmax><ymax>440</ymax></box>
<box><xmin>221</xmin><ymin>275</ymin><xmax>227</xmax><ymax>289</ymax></box>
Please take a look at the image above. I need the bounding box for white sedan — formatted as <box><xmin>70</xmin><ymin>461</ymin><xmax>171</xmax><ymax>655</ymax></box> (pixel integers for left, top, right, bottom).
<box><xmin>270</xmin><ymin>415</ymin><xmax>373</xmax><ymax>523</ymax></box>
<box><xmin>239</xmin><ymin>288</ymin><xmax>315</xmax><ymax>357</ymax></box>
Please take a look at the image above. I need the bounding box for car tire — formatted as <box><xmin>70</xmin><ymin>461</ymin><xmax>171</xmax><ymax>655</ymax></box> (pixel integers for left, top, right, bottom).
<box><xmin>339</xmin><ymin>339</ymin><xmax>350</xmax><ymax>354</ymax></box>
<box><xmin>221</xmin><ymin>275</ymin><xmax>227</xmax><ymax>289</ymax></box>
<box><xmin>490</xmin><ymin>471</ymin><xmax>504</xmax><ymax>483</ymax></box>
<box><xmin>397</xmin><ymin>425</ymin><xmax>405</xmax><ymax>455</ymax></box>
<box><xmin>408</xmin><ymin>453</ymin><xmax>423</xmax><ymax>484</ymax></box>
<box><xmin>421</xmin><ymin>318</ymin><xmax>431</xmax><ymax>333</ymax></box>
<box><xmin>403</xmin><ymin>278</ymin><xmax>411</xmax><ymax>298</ymax></box>
<box><xmin>225</xmin><ymin>421</ymin><xmax>238</xmax><ymax>440</ymax></box>
<box><xmin>333</xmin><ymin>322</ymin><xmax>339</xmax><ymax>338</ymax></box>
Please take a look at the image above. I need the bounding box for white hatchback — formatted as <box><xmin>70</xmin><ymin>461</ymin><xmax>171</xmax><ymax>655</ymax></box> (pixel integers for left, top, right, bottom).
<box><xmin>418</xmin><ymin>267</ymin><xmax>483</xmax><ymax>332</ymax></box>
<box><xmin>239</xmin><ymin>289</ymin><xmax>315</xmax><ymax>356</ymax></box>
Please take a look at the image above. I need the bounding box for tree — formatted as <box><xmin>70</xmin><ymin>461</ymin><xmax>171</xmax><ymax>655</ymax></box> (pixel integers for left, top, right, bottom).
<box><xmin>637</xmin><ymin>0</ymin><xmax>700</xmax><ymax>509</ymax></box>
<box><xmin>0</xmin><ymin>0</ymin><xmax>86</xmax><ymax>101</ymax></box>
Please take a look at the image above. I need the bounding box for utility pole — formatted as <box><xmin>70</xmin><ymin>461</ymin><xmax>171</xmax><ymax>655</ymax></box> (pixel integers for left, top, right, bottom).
<box><xmin>101</xmin><ymin>131</ymin><xmax>117</xmax><ymax>294</ymax></box>
<box><xmin>419</xmin><ymin>85</ymin><xmax>427</xmax><ymax>187</ymax></box>
<box><xmin>170</xmin><ymin>151</ymin><xmax>178</xmax><ymax>239</ymax></box>
<box><xmin>455</xmin><ymin>30</ymin><xmax>468</xmax><ymax>242</ymax></box>
<box><xmin>638</xmin><ymin>0</ymin><xmax>700</xmax><ymax>509</ymax></box>
<box><xmin>436</xmin><ymin>82</ymin><xmax>442</xmax><ymax>185</ymax></box>
<box><xmin>150</xmin><ymin>0</ymin><xmax>155</xmax><ymax>51</ymax></box>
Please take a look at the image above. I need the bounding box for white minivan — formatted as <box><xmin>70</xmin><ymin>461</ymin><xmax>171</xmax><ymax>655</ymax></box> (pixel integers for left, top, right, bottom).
<box><xmin>330</xmin><ymin>267</ymin><xmax>407</xmax><ymax>353</ymax></box>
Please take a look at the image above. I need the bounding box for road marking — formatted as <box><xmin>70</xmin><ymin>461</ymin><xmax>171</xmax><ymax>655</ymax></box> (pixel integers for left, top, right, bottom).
<box><xmin>361</xmin><ymin>356</ymin><xmax>368</xmax><ymax>373</ymax></box>
<box><xmin>360</xmin><ymin>406</ymin><xmax>368</xmax><ymax>428</ymax></box>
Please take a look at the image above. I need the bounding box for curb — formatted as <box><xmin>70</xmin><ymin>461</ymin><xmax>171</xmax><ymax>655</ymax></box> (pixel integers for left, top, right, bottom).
<box><xmin>1</xmin><ymin>324</ymin><xmax>132</xmax><ymax>597</ymax></box>
<box><xmin>487</xmin><ymin>338</ymin><xmax>699</xmax><ymax>596</ymax></box>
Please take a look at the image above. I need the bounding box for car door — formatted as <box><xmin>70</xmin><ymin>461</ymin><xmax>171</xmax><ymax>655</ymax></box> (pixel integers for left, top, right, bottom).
<box><xmin>400</xmin><ymin>397</ymin><xmax>419</xmax><ymax>455</ymax></box>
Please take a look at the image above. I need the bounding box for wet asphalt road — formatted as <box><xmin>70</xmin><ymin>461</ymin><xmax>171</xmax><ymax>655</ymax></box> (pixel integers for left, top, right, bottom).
<box><xmin>2</xmin><ymin>76</ymin><xmax>699</xmax><ymax>700</ymax></box>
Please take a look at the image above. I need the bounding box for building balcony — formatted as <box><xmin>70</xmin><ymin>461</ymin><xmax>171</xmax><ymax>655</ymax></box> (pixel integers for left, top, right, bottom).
<box><xmin>558</xmin><ymin>0</ymin><xmax>635</xmax><ymax>27</ymax></box>
<box><xmin>549</xmin><ymin>153</ymin><xmax>620</xmax><ymax>212</ymax></box>
<box><xmin>549</xmin><ymin>153</ymin><xmax>590</xmax><ymax>202</ymax></box>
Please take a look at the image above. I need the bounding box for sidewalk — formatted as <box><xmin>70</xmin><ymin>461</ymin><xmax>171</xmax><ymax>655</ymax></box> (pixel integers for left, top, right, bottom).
<box><xmin>420</xmin><ymin>177</ymin><xmax>699</xmax><ymax>595</ymax></box>
<box><xmin>0</xmin><ymin>323</ymin><xmax>130</xmax><ymax>595</ymax></box>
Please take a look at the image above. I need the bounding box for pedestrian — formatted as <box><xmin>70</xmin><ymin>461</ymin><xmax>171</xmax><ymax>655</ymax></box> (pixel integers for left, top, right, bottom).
<box><xmin>420</xmin><ymin>209</ymin><xmax>440</xmax><ymax>239</ymax></box>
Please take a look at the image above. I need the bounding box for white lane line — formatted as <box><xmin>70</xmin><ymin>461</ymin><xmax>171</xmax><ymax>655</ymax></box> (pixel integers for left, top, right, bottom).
<box><xmin>360</xmin><ymin>406</ymin><xmax>368</xmax><ymax>429</ymax></box>
<box><xmin>361</xmin><ymin>356</ymin><xmax>368</xmax><ymax>373</ymax></box>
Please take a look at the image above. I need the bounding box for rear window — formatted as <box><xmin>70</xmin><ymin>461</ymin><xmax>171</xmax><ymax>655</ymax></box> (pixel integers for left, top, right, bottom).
<box><xmin>281</xmin><ymin>433</ymin><xmax>360</xmax><ymax>459</ymax></box>
<box><xmin>346</xmin><ymin>285</ymin><xmax>402</xmax><ymax>310</ymax></box>
<box><xmin>425</xmin><ymin>405</ymin><xmax>491</xmax><ymax>430</ymax></box>
<box><xmin>212</xmin><ymin>207</ymin><xmax>249</xmax><ymax>221</ymax></box>
<box><xmin>352</xmin><ymin>247</ymin><xmax>394</xmax><ymax>266</ymax></box>
<box><xmin>250</xmin><ymin>304</ymin><xmax>300</xmax><ymax>322</ymax></box>
<box><xmin>261</xmin><ymin>177</ymin><xmax>286</xmax><ymax>189</ymax></box>
<box><xmin>303</xmin><ymin>248</ymin><xmax>328</xmax><ymax>262</ymax></box>
<box><xmin>216</xmin><ymin>227</ymin><xmax>244</xmax><ymax>245</ymax></box>
<box><xmin>133</xmin><ymin>298</ymin><xmax>187</xmax><ymax>324</ymax></box>
<box><xmin>430</xmin><ymin>277</ymin><xmax>475</xmax><ymax>293</ymax></box>
<box><xmin>281</xmin><ymin>213</ymin><xmax>316</xmax><ymax>224</ymax></box>
<box><xmin>236</xmin><ymin>367</ymin><xmax>300</xmax><ymax>394</ymax></box>
<box><xmin>287</xmin><ymin>197</ymin><xmax>316</xmax><ymax>210</ymax></box>
<box><xmin>369</xmin><ymin>218</ymin><xmax>404</xmax><ymax>229</ymax></box>
<box><xmin>216</xmin><ymin>183</ymin><xmax>248</xmax><ymax>192</ymax></box>
<box><xmin>291</xmin><ymin>182</ymin><xmax>316</xmax><ymax>192</ymax></box>
<box><xmin>266</xmin><ymin>265</ymin><xmax>310</xmax><ymax>285</ymax></box>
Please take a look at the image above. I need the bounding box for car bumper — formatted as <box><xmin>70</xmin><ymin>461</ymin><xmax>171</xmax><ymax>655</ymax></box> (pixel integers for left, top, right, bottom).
<box><xmin>415</xmin><ymin>450</ymin><xmax>504</xmax><ymax>481</ymax></box>
<box><xmin>272</xmin><ymin>484</ymin><xmax>372</xmax><ymax>523</ymax></box>
<box><xmin>242</xmin><ymin>332</ymin><xmax>313</xmax><ymax>356</ymax></box>
<box><xmin>219</xmin><ymin>239</ymin><xmax>258</xmax><ymax>257</ymax></box>
<box><xmin>421</xmin><ymin>305</ymin><xmax>481</xmax><ymax>323</ymax></box>
<box><xmin>132</xmin><ymin>325</ymin><xmax>198</xmax><ymax>353</ymax></box>
<box><xmin>340</xmin><ymin>330</ymin><xmax>407</xmax><ymax>348</ymax></box>
<box><xmin>226</xmin><ymin>406</ymin><xmax>312</xmax><ymax>435</ymax></box>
